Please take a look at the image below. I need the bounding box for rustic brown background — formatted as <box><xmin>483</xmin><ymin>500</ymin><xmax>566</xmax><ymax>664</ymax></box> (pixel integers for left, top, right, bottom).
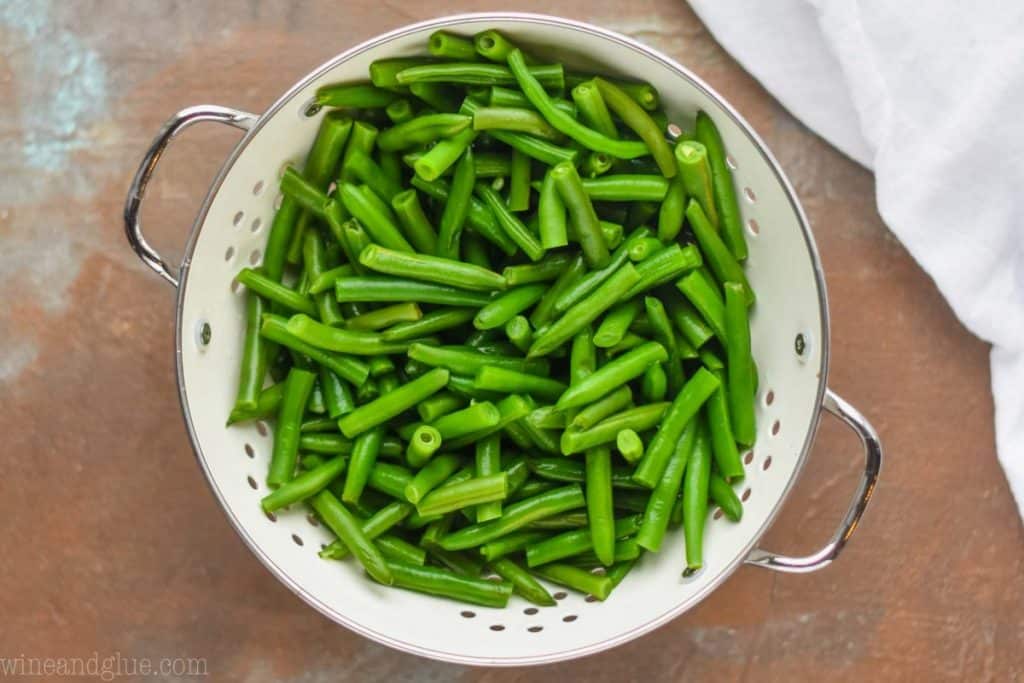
<box><xmin>3</xmin><ymin>1</ymin><xmax>1022</xmax><ymax>680</ymax></box>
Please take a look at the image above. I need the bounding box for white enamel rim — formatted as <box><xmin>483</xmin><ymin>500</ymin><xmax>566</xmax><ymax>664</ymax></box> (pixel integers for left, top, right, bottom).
<box><xmin>170</xmin><ymin>12</ymin><xmax>830</xmax><ymax>665</ymax></box>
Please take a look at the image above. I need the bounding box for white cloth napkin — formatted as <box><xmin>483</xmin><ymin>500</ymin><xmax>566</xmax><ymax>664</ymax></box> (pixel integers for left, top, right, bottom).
<box><xmin>688</xmin><ymin>0</ymin><xmax>1024</xmax><ymax>517</ymax></box>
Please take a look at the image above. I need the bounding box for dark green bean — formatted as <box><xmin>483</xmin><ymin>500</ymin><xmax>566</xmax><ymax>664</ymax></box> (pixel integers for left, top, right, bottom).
<box><xmin>335</xmin><ymin>275</ymin><xmax>491</xmax><ymax>307</ymax></box>
<box><xmin>553</xmin><ymin>227</ymin><xmax>651</xmax><ymax>313</ymax></box>
<box><xmin>696</xmin><ymin>111</ymin><xmax>748</xmax><ymax>261</ymax></box>
<box><xmin>436</xmin><ymin>146</ymin><xmax>477</xmax><ymax>258</ymax></box>
<box><xmin>440</xmin><ymin>485</ymin><xmax>585</xmax><ymax>550</ymax></box>
<box><xmin>300</xmin><ymin>416</ymin><xmax>338</xmax><ymax>432</ymax></box>
<box><xmin>303</xmin><ymin>231</ymin><xmax>346</xmax><ymax>325</ymax></box>
<box><xmin>320</xmin><ymin>500</ymin><xmax>413</xmax><ymax>560</ymax></box>
<box><xmin>411</xmin><ymin>174</ymin><xmax>517</xmax><ymax>254</ymax></box>
<box><xmin>479</xmin><ymin>530</ymin><xmax>550</xmax><ymax>561</ymax></box>
<box><xmin>359</xmin><ymin>243</ymin><xmax>506</xmax><ymax>292</ymax></box>
<box><xmin>337</xmin><ymin>367</ymin><xmax>449</xmax><ymax>438</ymax></box>
<box><xmin>561</xmin><ymin>402</ymin><xmax>669</xmax><ymax>455</ymax></box>
<box><xmin>231</xmin><ymin>292</ymin><xmax>268</xmax><ymax>415</ymax></box>
<box><xmin>632</xmin><ymin>367</ymin><xmax>719</xmax><ymax>488</ymax></box>
<box><xmin>526</xmin><ymin>458</ymin><xmax>645</xmax><ymax>490</ymax></box>
<box><xmin>665</xmin><ymin>293</ymin><xmax>715</xmax><ymax>349</ymax></box>
<box><xmin>529</xmin><ymin>253</ymin><xmax>586</xmax><ymax>327</ymax></box>
<box><xmin>284</xmin><ymin>313</ymin><xmax>415</xmax><ymax>355</ymax></box>
<box><xmin>585</xmin><ymin>446</ymin><xmax>616</xmax><ymax>566</ymax></box>
<box><xmin>319</xmin><ymin>366</ymin><xmax>354</xmax><ymax>419</ymax></box>
<box><xmin>526</xmin><ymin>515</ymin><xmax>641</xmax><ymax>566</ymax></box>
<box><xmin>706</xmin><ymin>370</ymin><xmax>745</xmax><ymax>481</ymax></box>
<box><xmin>260</xmin><ymin>315</ymin><xmax>369</xmax><ymax>386</ymax></box>
<box><xmin>592</xmin><ymin>77</ymin><xmax>675</xmax><ymax>177</ymax></box>
<box><xmin>263</xmin><ymin>196</ymin><xmax>301</xmax><ymax>283</ymax></box>
<box><xmin>236</xmin><ymin>268</ymin><xmax>316</xmax><ymax>317</ymax></box>
<box><xmin>345</xmin><ymin>148</ymin><xmax>403</xmax><ymax>202</ymax></box>
<box><xmin>409</xmin><ymin>82</ymin><xmax>461</xmax><ymax>112</ymax></box>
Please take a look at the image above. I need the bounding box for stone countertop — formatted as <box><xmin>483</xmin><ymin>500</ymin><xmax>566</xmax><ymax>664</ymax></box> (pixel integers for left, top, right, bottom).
<box><xmin>2</xmin><ymin>1</ymin><xmax>1021</xmax><ymax>680</ymax></box>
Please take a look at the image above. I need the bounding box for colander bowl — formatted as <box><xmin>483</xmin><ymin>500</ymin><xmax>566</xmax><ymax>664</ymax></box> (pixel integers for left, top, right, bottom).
<box><xmin>124</xmin><ymin>12</ymin><xmax>881</xmax><ymax>666</ymax></box>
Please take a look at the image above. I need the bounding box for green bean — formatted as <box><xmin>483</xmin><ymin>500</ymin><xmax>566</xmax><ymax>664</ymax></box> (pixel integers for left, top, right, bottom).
<box><xmin>553</xmin><ymin>227</ymin><xmax>651</xmax><ymax>313</ymax></box>
<box><xmin>283</xmin><ymin>314</ymin><xmax>413</xmax><ymax>355</ymax></box>
<box><xmin>475</xmin><ymin>183</ymin><xmax>545</xmax><ymax>261</ymax></box>
<box><xmin>549</xmin><ymin>161</ymin><xmax>609</xmax><ymax>268</ymax></box>
<box><xmin>307</xmin><ymin>380</ymin><xmax>327</xmax><ymax>415</ymax></box>
<box><xmin>367</xmin><ymin>462</ymin><xmax>415</xmax><ymax>499</ymax></box>
<box><xmin>405</xmin><ymin>425</ymin><xmax>444</xmax><ymax>470</ymax></box>
<box><xmin>344</xmin><ymin>303</ymin><xmax>422</xmax><ymax>332</ymax></box>
<box><xmin>584</xmin><ymin>446</ymin><xmax>616</xmax><ymax>566</ymax></box>
<box><xmin>570</xmin><ymin>540</ymin><xmax>641</xmax><ymax>568</ymax></box>
<box><xmin>642</xmin><ymin>362</ymin><xmax>667</xmax><ymax>402</ymax></box>
<box><xmin>620</xmin><ymin>243</ymin><xmax>702</xmax><ymax>300</ymax></box>
<box><xmin>710</xmin><ymin>472</ymin><xmax>743</xmax><ymax>521</ymax></box>
<box><xmin>527</xmin><ymin>405</ymin><xmax>567</xmax><ymax>431</ymax></box>
<box><xmin>370</xmin><ymin>57</ymin><xmax>435</xmax><ymax>88</ymax></box>
<box><xmin>527</xmin><ymin>253</ymin><xmax>582</xmax><ymax>327</ymax></box>
<box><xmin>231</xmin><ymin>292</ymin><xmax>268</xmax><ymax>415</ymax></box>
<box><xmin>479</xmin><ymin>531</ymin><xmax>550</xmax><ymax>561</ymax></box>
<box><xmin>377</xmin><ymin>113</ymin><xmax>472</xmax><ymax>152</ymax></box>
<box><xmin>461</xmin><ymin>232</ymin><xmax>492</xmax><ymax>270</ymax></box>
<box><xmin>616</xmin><ymin>429</ymin><xmax>644</xmax><ymax>464</ymax></box>
<box><xmin>526</xmin><ymin>458</ymin><xmax>644</xmax><ymax>490</ymax></box>
<box><xmin>298</xmin><ymin>433</ymin><xmax>352</xmax><ymax>454</ymax></box>
<box><xmin>377</xmin><ymin>536</ymin><xmax>427</xmax><ymax>566</ymax></box>
<box><xmin>665</xmin><ymin>294</ymin><xmax>715</xmax><ymax>349</ymax></box>
<box><xmin>473</xmin><ymin>283</ymin><xmax>546</xmax><ymax>330</ymax></box>
<box><xmin>335</xmin><ymin>275</ymin><xmax>491</xmax><ymax>307</ymax></box>
<box><xmin>386</xmin><ymin>561</ymin><xmax>512</xmax><ymax>607</ymax></box>
<box><xmin>235</xmin><ymin>268</ymin><xmax>316</xmax><ymax>317</ymax></box>
<box><xmin>570</xmin><ymin>385</ymin><xmax>633</xmax><ymax>430</ymax></box>
<box><xmin>279</xmin><ymin>166</ymin><xmax>330</xmax><ymax>217</ymax></box>
<box><xmin>488</xmin><ymin>87</ymin><xmax>576</xmax><ymax>116</ymax></box>
<box><xmin>628</xmin><ymin>239</ymin><xmax>663</xmax><ymax>264</ymax></box>
<box><xmin>263</xmin><ymin>196</ymin><xmax>301</xmax><ymax>282</ymax></box>
<box><xmin>508</xmin><ymin>479</ymin><xmax>555</xmax><ymax>503</ymax></box>
<box><xmin>473</xmin><ymin>366</ymin><xmax>566</xmax><ymax>401</ymax></box>
<box><xmin>561</xmin><ymin>402</ymin><xmax>668</xmax><ymax>455</ymax></box>
<box><xmin>532</xmin><ymin>563</ymin><xmax>613</xmax><ymax>600</ymax></box>
<box><xmin>301</xmin><ymin>416</ymin><xmax>338</xmax><ymax>432</ymax></box>
<box><xmin>472</xmin><ymin>151</ymin><xmax>514</xmax><ymax>177</ymax></box>
<box><xmin>411</xmin><ymin>175</ymin><xmax>518</xmax><ymax>254</ymax></box>
<box><xmin>428</xmin><ymin>30</ymin><xmax>479</xmax><ymax>61</ymax></box>
<box><xmin>358</xmin><ymin>243</ymin><xmax>506</xmax><ymax>292</ymax></box>
<box><xmin>440</xmin><ymin>485</ymin><xmax>585</xmax><ymax>550</ymax></box>
<box><xmin>345</xmin><ymin>148</ymin><xmax>403</xmax><ymax>202</ymax></box>
<box><xmin>571</xmin><ymin>79</ymin><xmax>618</xmax><ymax>138</ymax></box>
<box><xmin>315</xmin><ymin>82</ymin><xmax>397</xmax><ymax>108</ymax></box>
<box><xmin>508</xmin><ymin>149</ymin><xmax>531</xmax><ymax>211</ymax></box>
<box><xmin>266</xmin><ymin>368</ymin><xmax>316</xmax><ymax>487</ymax></box>
<box><xmin>310</xmin><ymin>490</ymin><xmax>393</xmax><ymax>585</ymax></box>
<box><xmin>341</xmin><ymin>427</ymin><xmax>383</xmax><ymax>504</ymax></box>
<box><xmin>525</xmin><ymin>515</ymin><xmax>641</xmax><ymax>567</ymax></box>
<box><xmin>381</xmin><ymin>307</ymin><xmax>477</xmax><ymax>342</ymax></box>
<box><xmin>417</xmin><ymin>473</ymin><xmax>507</xmax><ymax>517</ymax></box>
<box><xmin>593</xmin><ymin>299</ymin><xmax>642</xmax><ymax>349</ymax></box>
<box><xmin>390</xmin><ymin>189</ymin><xmax>439</xmax><ymax>255</ymax></box>
<box><xmin>318</xmin><ymin>367</ymin><xmax>353</xmax><ymax>419</ymax></box>
<box><xmin>504</xmin><ymin>315</ymin><xmax>533</xmax><ymax>353</ymax></box>
<box><xmin>417</xmin><ymin>391</ymin><xmax>466</xmax><ymax>423</ymax></box>
<box><xmin>528</xmin><ymin>263</ymin><xmax>640</xmax><ymax>357</ymax></box>
<box><xmin>683</xmin><ymin>422</ymin><xmax>713</xmax><ymax>570</ymax></box>
<box><xmin>658</xmin><ymin>174</ymin><xmax>687</xmax><ymax>242</ymax></box>
<box><xmin>559</xmin><ymin>341</ymin><xmax>666</xmax><ymax>411</ymax></box>
<box><xmin>443</xmin><ymin>393</ymin><xmax>532</xmax><ymax>449</ymax></box>
<box><xmin>337</xmin><ymin>367</ymin><xmax>449</xmax><ymax>438</ymax></box>
<box><xmin>404</xmin><ymin>452</ymin><xmax>460</xmax><ymax>503</ymax></box>
<box><xmin>723</xmin><ymin>282</ymin><xmax>756</xmax><ymax>446</ymax></box>
<box><xmin>320</xmin><ymin>500</ymin><xmax>413</xmax><ymax>560</ymax></box>
<box><xmin>385</xmin><ymin>98</ymin><xmax>414</xmax><ymax>124</ymax></box>
<box><xmin>579</xmin><ymin>175</ymin><xmax>669</xmax><ymax>202</ymax></box>
<box><xmin>472</xmin><ymin>107</ymin><xmax>563</xmax><ymax>144</ymax></box>
<box><xmin>632</xmin><ymin>367</ymin><xmax>719</xmax><ymax>488</ymax></box>
<box><xmin>706</xmin><ymin>372</ymin><xmax>745</xmax><ymax>481</ymax></box>
<box><xmin>696</xmin><ymin>111</ymin><xmax>748</xmax><ymax>261</ymax></box>
<box><xmin>447</xmin><ymin>374</ymin><xmax>503</xmax><ymax>402</ymax></box>
<box><xmin>338</xmin><ymin>121</ymin><xmax>379</xmax><ymax>190</ymax></box>
<box><xmin>489</xmin><ymin>558</ymin><xmax>555</xmax><ymax>606</ymax></box>
<box><xmin>435</xmin><ymin>146</ymin><xmax>476</xmax><ymax>257</ymax></box>
<box><xmin>580</xmin><ymin>151</ymin><xmax>612</xmax><ymax>178</ymax></box>
<box><xmin>474</xmin><ymin>434</ymin><xmax>503</xmax><ymax>522</ymax></box>
<box><xmin>426</xmin><ymin>545</ymin><xmax>485</xmax><ymax>576</ymax></box>
<box><xmin>474</xmin><ymin>29</ymin><xmax>536</xmax><ymax>63</ymax></box>
<box><xmin>302</xmin><ymin>231</ymin><xmax>346</xmax><ymax>326</ymax></box>
<box><xmin>508</xmin><ymin>50</ymin><xmax>649</xmax><ymax>161</ymax></box>
<box><xmin>396</xmin><ymin>61</ymin><xmax>564</xmax><ymax>91</ymax></box>
<box><xmin>675</xmin><ymin>140</ymin><xmax>718</xmax><ymax>228</ymax></box>
<box><xmin>428</xmin><ymin>401</ymin><xmax>500</xmax><ymax>441</ymax></box>
<box><xmin>635</xmin><ymin>420</ymin><xmax>696</xmax><ymax>552</ymax></box>
<box><xmin>592</xmin><ymin>77</ymin><xmax>675</xmax><ymax>177</ymax></box>
<box><xmin>409</xmin><ymin>82</ymin><xmax>461</xmax><ymax>112</ymax></box>
<box><xmin>409</xmin><ymin>342</ymin><xmax>548</xmax><ymax>377</ymax></box>
<box><xmin>261</xmin><ymin>456</ymin><xmax>347</xmax><ymax>513</ymax></box>
<box><xmin>686</xmin><ymin>199</ymin><xmax>754</xmax><ymax>304</ymax></box>
<box><xmin>339</xmin><ymin>183</ymin><xmax>414</xmax><ymax>252</ymax></box>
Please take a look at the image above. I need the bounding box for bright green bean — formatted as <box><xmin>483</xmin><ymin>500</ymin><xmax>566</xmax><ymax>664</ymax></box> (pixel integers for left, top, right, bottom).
<box><xmin>310</xmin><ymin>490</ymin><xmax>393</xmax><ymax>585</ymax></box>
<box><xmin>635</xmin><ymin>420</ymin><xmax>696</xmax><ymax>552</ymax></box>
<box><xmin>341</xmin><ymin>426</ymin><xmax>383</xmax><ymax>503</ymax></box>
<box><xmin>570</xmin><ymin>385</ymin><xmax>633</xmax><ymax>430</ymax></box>
<box><xmin>267</xmin><ymin>368</ymin><xmax>316</xmax><ymax>487</ymax></box>
<box><xmin>404</xmin><ymin>452</ymin><xmax>460</xmax><ymax>503</ymax></box>
<box><xmin>710</xmin><ymin>472</ymin><xmax>743</xmax><ymax>521</ymax></box>
<box><xmin>724</xmin><ymin>282</ymin><xmax>756</xmax><ymax>446</ymax></box>
<box><xmin>561</xmin><ymin>402</ymin><xmax>668</xmax><ymax>455</ymax></box>
<box><xmin>696</xmin><ymin>111</ymin><xmax>748</xmax><ymax>261</ymax></box>
<box><xmin>359</xmin><ymin>243</ymin><xmax>506</xmax><ymax>292</ymax></box>
<box><xmin>261</xmin><ymin>455</ymin><xmax>347</xmax><ymax>513</ymax></box>
<box><xmin>391</xmin><ymin>189</ymin><xmax>440</xmax><ymax>255</ymax></box>
<box><xmin>405</xmin><ymin>425</ymin><xmax>444</xmax><ymax>470</ymax></box>
<box><xmin>620</xmin><ymin>243</ymin><xmax>703</xmax><ymax>300</ymax></box>
<box><xmin>315</xmin><ymin>82</ymin><xmax>397</xmax><ymax>108</ymax></box>
<box><xmin>386</xmin><ymin>561</ymin><xmax>512</xmax><ymax>607</ymax></box>
<box><xmin>585</xmin><ymin>446</ymin><xmax>615</xmax><ymax>566</ymax></box>
<box><xmin>558</xmin><ymin>341</ymin><xmax>666</xmax><ymax>410</ymax></box>
<box><xmin>571</xmin><ymin>79</ymin><xmax>618</xmax><ymax>138</ymax></box>
<box><xmin>440</xmin><ymin>485</ymin><xmax>585</xmax><ymax>550</ymax></box>
<box><xmin>335</xmin><ymin>275</ymin><xmax>491</xmax><ymax>307</ymax></box>
<box><xmin>473</xmin><ymin>283</ymin><xmax>546</xmax><ymax>330</ymax></box>
<box><xmin>593</xmin><ymin>298</ymin><xmax>642</xmax><ymax>349</ymax></box>
<box><xmin>473</xmin><ymin>366</ymin><xmax>566</xmax><ymax>401</ymax></box>
<box><xmin>436</xmin><ymin>146</ymin><xmax>476</xmax><ymax>258</ymax></box>
<box><xmin>592</xmin><ymin>77</ymin><xmax>675</xmax><ymax>177</ymax></box>
<box><xmin>396</xmin><ymin>61</ymin><xmax>565</xmax><ymax>90</ymax></box>
<box><xmin>428</xmin><ymin>30</ymin><xmax>479</xmax><ymax>60</ymax></box>
<box><xmin>532</xmin><ymin>563</ymin><xmax>613</xmax><ymax>600</ymax></box>
<box><xmin>683</xmin><ymin>422</ymin><xmax>713</xmax><ymax>570</ymax></box>
<box><xmin>409</xmin><ymin>343</ymin><xmax>548</xmax><ymax>377</ymax></box>
<box><xmin>475</xmin><ymin>183</ymin><xmax>545</xmax><ymax>261</ymax></box>
<box><xmin>337</xmin><ymin>367</ymin><xmax>449</xmax><ymax>438</ymax></box>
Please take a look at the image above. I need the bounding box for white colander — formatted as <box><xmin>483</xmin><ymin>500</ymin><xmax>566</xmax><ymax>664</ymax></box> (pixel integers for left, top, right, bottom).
<box><xmin>124</xmin><ymin>13</ymin><xmax>882</xmax><ymax>666</ymax></box>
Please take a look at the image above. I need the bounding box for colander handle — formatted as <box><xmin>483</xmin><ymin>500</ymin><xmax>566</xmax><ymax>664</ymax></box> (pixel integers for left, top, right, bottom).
<box><xmin>125</xmin><ymin>105</ymin><xmax>258</xmax><ymax>287</ymax></box>
<box><xmin>745</xmin><ymin>389</ymin><xmax>882</xmax><ymax>574</ymax></box>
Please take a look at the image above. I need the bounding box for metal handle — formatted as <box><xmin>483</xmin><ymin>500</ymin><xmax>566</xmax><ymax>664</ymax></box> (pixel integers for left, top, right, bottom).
<box><xmin>745</xmin><ymin>388</ymin><xmax>882</xmax><ymax>574</ymax></box>
<box><xmin>124</xmin><ymin>105</ymin><xmax>258</xmax><ymax>287</ymax></box>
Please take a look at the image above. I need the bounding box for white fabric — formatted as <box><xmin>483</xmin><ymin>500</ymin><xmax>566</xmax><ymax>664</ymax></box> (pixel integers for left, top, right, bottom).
<box><xmin>689</xmin><ymin>0</ymin><xmax>1024</xmax><ymax>517</ymax></box>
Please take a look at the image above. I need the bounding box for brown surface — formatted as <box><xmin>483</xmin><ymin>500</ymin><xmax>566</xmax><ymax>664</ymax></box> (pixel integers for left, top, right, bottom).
<box><xmin>3</xmin><ymin>1</ymin><xmax>1022</xmax><ymax>681</ymax></box>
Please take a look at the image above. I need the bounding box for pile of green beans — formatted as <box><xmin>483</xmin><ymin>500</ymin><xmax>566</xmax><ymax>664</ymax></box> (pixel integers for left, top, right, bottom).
<box><xmin>231</xmin><ymin>29</ymin><xmax>757</xmax><ymax>608</ymax></box>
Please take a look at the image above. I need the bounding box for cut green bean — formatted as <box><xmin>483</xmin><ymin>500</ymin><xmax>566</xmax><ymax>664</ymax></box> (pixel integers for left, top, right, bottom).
<box><xmin>231</xmin><ymin>292</ymin><xmax>267</xmax><ymax>415</ymax></box>
<box><xmin>724</xmin><ymin>282</ymin><xmax>756</xmax><ymax>446</ymax></box>
<box><xmin>404</xmin><ymin>452</ymin><xmax>460</xmax><ymax>503</ymax></box>
<box><xmin>696</xmin><ymin>111</ymin><xmax>748</xmax><ymax>261</ymax></box>
<box><xmin>571</xmin><ymin>385</ymin><xmax>633</xmax><ymax>430</ymax></box>
<box><xmin>440</xmin><ymin>485</ymin><xmax>585</xmax><ymax>550</ymax></box>
<box><xmin>436</xmin><ymin>146</ymin><xmax>476</xmax><ymax>257</ymax></box>
<box><xmin>593</xmin><ymin>299</ymin><xmax>642</xmax><ymax>349</ymax></box>
<box><xmin>316</xmin><ymin>82</ymin><xmax>397</xmax><ymax>109</ymax></box>
<box><xmin>429</xmin><ymin>30</ymin><xmax>478</xmax><ymax>60</ymax></box>
<box><xmin>387</xmin><ymin>561</ymin><xmax>511</xmax><ymax>607</ymax></box>
<box><xmin>635</xmin><ymin>420</ymin><xmax>696</xmax><ymax>552</ymax></box>
<box><xmin>405</xmin><ymin>425</ymin><xmax>444</xmax><ymax>470</ymax></box>
<box><xmin>381</xmin><ymin>307</ymin><xmax>477</xmax><ymax>342</ymax></box>
<box><xmin>710</xmin><ymin>472</ymin><xmax>743</xmax><ymax>521</ymax></box>
<box><xmin>267</xmin><ymin>368</ymin><xmax>317</xmax><ymax>487</ymax></box>
<box><xmin>558</xmin><ymin>341</ymin><xmax>666</xmax><ymax>410</ymax></box>
<box><xmin>683</xmin><ymin>422</ymin><xmax>713</xmax><ymax>570</ymax></box>
<box><xmin>551</xmin><ymin>161</ymin><xmax>609</xmax><ymax>268</ymax></box>
<box><xmin>310</xmin><ymin>490</ymin><xmax>393</xmax><ymax>585</ymax></box>
<box><xmin>337</xmin><ymin>367</ymin><xmax>449</xmax><ymax>438</ymax></box>
<box><xmin>261</xmin><ymin>456</ymin><xmax>347</xmax><ymax>513</ymax></box>
<box><xmin>473</xmin><ymin>366</ymin><xmax>567</xmax><ymax>402</ymax></box>
<box><xmin>616</xmin><ymin>429</ymin><xmax>644</xmax><ymax>464</ymax></box>
<box><xmin>335</xmin><ymin>275</ymin><xmax>491</xmax><ymax>307</ymax></box>
<box><xmin>475</xmin><ymin>434</ymin><xmax>503</xmax><ymax>522</ymax></box>
<box><xmin>409</xmin><ymin>343</ymin><xmax>548</xmax><ymax>377</ymax></box>
<box><xmin>641</xmin><ymin>362</ymin><xmax>667</xmax><ymax>402</ymax></box>
<box><xmin>585</xmin><ymin>446</ymin><xmax>615</xmax><ymax>566</ymax></box>
<box><xmin>592</xmin><ymin>77</ymin><xmax>675</xmax><ymax>177</ymax></box>
<box><xmin>359</xmin><ymin>243</ymin><xmax>506</xmax><ymax>292</ymax></box>
<box><xmin>532</xmin><ymin>563</ymin><xmax>613</xmax><ymax>600</ymax></box>
<box><xmin>490</xmin><ymin>558</ymin><xmax>555</xmax><ymax>606</ymax></box>
<box><xmin>473</xmin><ymin>106</ymin><xmax>562</xmax><ymax>142</ymax></box>
<box><xmin>571</xmin><ymin>79</ymin><xmax>618</xmax><ymax>138</ymax></box>
<box><xmin>475</xmin><ymin>183</ymin><xmax>545</xmax><ymax>261</ymax></box>
<box><xmin>417</xmin><ymin>473</ymin><xmax>507</xmax><ymax>517</ymax></box>
<box><xmin>236</xmin><ymin>268</ymin><xmax>317</xmax><ymax>316</ymax></box>
<box><xmin>561</xmin><ymin>402</ymin><xmax>669</xmax><ymax>455</ymax></box>
<box><xmin>508</xmin><ymin>149</ymin><xmax>531</xmax><ymax>211</ymax></box>
<box><xmin>391</xmin><ymin>189</ymin><xmax>440</xmax><ymax>254</ymax></box>
<box><xmin>342</xmin><ymin>426</ymin><xmax>384</xmax><ymax>503</ymax></box>
<box><xmin>620</xmin><ymin>243</ymin><xmax>703</xmax><ymax>300</ymax></box>
<box><xmin>417</xmin><ymin>391</ymin><xmax>466</xmax><ymax>423</ymax></box>
<box><xmin>580</xmin><ymin>175</ymin><xmax>669</xmax><ymax>202</ymax></box>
